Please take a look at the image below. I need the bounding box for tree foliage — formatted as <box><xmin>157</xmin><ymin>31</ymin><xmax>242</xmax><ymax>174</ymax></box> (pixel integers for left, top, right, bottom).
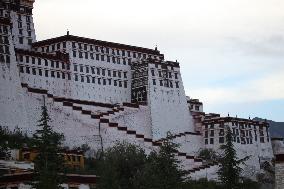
<box><xmin>95</xmin><ymin>142</ymin><xmax>147</xmax><ymax>189</ymax></box>
<box><xmin>218</xmin><ymin>127</ymin><xmax>249</xmax><ymax>189</ymax></box>
<box><xmin>138</xmin><ymin>133</ymin><xmax>187</xmax><ymax>189</ymax></box>
<box><xmin>32</xmin><ymin>103</ymin><xmax>65</xmax><ymax>189</ymax></box>
<box><xmin>96</xmin><ymin>133</ymin><xmax>188</xmax><ymax>189</ymax></box>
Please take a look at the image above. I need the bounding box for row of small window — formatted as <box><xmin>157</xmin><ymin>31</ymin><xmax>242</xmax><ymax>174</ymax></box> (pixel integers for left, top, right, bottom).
<box><xmin>0</xmin><ymin>45</ymin><xmax>9</xmax><ymax>54</ymax></box>
<box><xmin>204</xmin><ymin>129</ymin><xmax>224</xmax><ymax>138</ymax></box>
<box><xmin>73</xmin><ymin>50</ymin><xmax>132</xmax><ymax>65</ymax></box>
<box><xmin>37</xmin><ymin>42</ymin><xmax>67</xmax><ymax>53</ymax></box>
<box><xmin>73</xmin><ymin>64</ymin><xmax>127</xmax><ymax>78</ymax></box>
<box><xmin>0</xmin><ymin>35</ymin><xmax>9</xmax><ymax>44</ymax></box>
<box><xmin>17</xmin><ymin>21</ymin><xmax>32</xmax><ymax>30</ymax></box>
<box><xmin>19</xmin><ymin>66</ymin><xmax>128</xmax><ymax>88</ymax></box>
<box><xmin>18</xmin><ymin>28</ymin><xmax>32</xmax><ymax>37</ymax></box>
<box><xmin>0</xmin><ymin>54</ymin><xmax>10</xmax><ymax>63</ymax></box>
<box><xmin>152</xmin><ymin>79</ymin><xmax>180</xmax><ymax>88</ymax></box>
<box><xmin>74</xmin><ymin>75</ymin><xmax>128</xmax><ymax>88</ymax></box>
<box><xmin>205</xmin><ymin>138</ymin><xmax>225</xmax><ymax>145</ymax></box>
<box><xmin>72</xmin><ymin>41</ymin><xmax>158</xmax><ymax>60</ymax></box>
<box><xmin>0</xmin><ymin>25</ymin><xmax>9</xmax><ymax>35</ymax></box>
<box><xmin>18</xmin><ymin>36</ymin><xmax>32</xmax><ymax>45</ymax></box>
<box><xmin>18</xmin><ymin>55</ymin><xmax>71</xmax><ymax>70</ymax></box>
<box><xmin>17</xmin><ymin>14</ymin><xmax>31</xmax><ymax>23</ymax></box>
<box><xmin>151</xmin><ymin>69</ymin><xmax>179</xmax><ymax>79</ymax></box>
<box><xmin>19</xmin><ymin>66</ymin><xmax>71</xmax><ymax>79</ymax></box>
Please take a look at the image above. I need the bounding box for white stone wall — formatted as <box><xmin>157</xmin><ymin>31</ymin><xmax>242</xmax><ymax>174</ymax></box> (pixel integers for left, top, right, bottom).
<box><xmin>147</xmin><ymin>63</ymin><xmax>195</xmax><ymax>140</ymax></box>
<box><xmin>275</xmin><ymin>162</ymin><xmax>284</xmax><ymax>189</ymax></box>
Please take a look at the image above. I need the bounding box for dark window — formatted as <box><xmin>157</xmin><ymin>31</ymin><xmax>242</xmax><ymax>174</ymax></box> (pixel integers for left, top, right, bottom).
<box><xmin>44</xmin><ymin>59</ymin><xmax>48</xmax><ymax>66</ymax></box>
<box><xmin>219</xmin><ymin>137</ymin><xmax>224</xmax><ymax>143</ymax></box>
<box><xmin>210</xmin><ymin>130</ymin><xmax>214</xmax><ymax>137</ymax></box>
<box><xmin>124</xmin><ymin>81</ymin><xmax>127</xmax><ymax>88</ymax></box>
<box><xmin>5</xmin><ymin>55</ymin><xmax>10</xmax><ymax>63</ymax></box>
<box><xmin>57</xmin><ymin>72</ymin><xmax>60</xmax><ymax>78</ymax></box>
<box><xmin>25</xmin><ymin>56</ymin><xmax>29</xmax><ymax>63</ymax></box>
<box><xmin>175</xmin><ymin>82</ymin><xmax>179</xmax><ymax>88</ymax></box>
<box><xmin>92</xmin><ymin>77</ymin><xmax>96</xmax><ymax>83</ymax></box>
<box><xmin>20</xmin><ymin>66</ymin><xmax>24</xmax><ymax>73</ymax></box>
<box><xmin>73</xmin><ymin>51</ymin><xmax>76</xmax><ymax>57</ymax></box>
<box><xmin>159</xmin><ymin>80</ymin><xmax>163</xmax><ymax>86</ymax></box>
<box><xmin>210</xmin><ymin>138</ymin><xmax>214</xmax><ymax>144</ymax></box>
<box><xmin>87</xmin><ymin>77</ymin><xmax>90</xmax><ymax>83</ymax></box>
<box><xmin>81</xmin><ymin>76</ymin><xmax>84</xmax><ymax>82</ymax></box>
<box><xmin>56</xmin><ymin>61</ymin><xmax>59</xmax><ymax>68</ymax></box>
<box><xmin>45</xmin><ymin>70</ymin><xmax>48</xmax><ymax>77</ymax></box>
<box><xmin>51</xmin><ymin>61</ymin><xmax>54</xmax><ymax>68</ymax></box>
<box><xmin>75</xmin><ymin>75</ymin><xmax>78</xmax><ymax>81</ymax></box>
<box><xmin>79</xmin><ymin>52</ymin><xmax>83</xmax><ymax>58</ymax></box>
<box><xmin>108</xmin><ymin>70</ymin><xmax>111</xmax><ymax>77</ymax></box>
<box><xmin>97</xmin><ymin>68</ymin><xmax>100</xmax><ymax>75</ymax></box>
<box><xmin>63</xmin><ymin>42</ymin><xmax>66</xmax><ymax>48</ymax></box>
<box><xmin>152</xmin><ymin>79</ymin><xmax>156</xmax><ymax>85</ymax></box>
<box><xmin>90</xmin><ymin>53</ymin><xmax>94</xmax><ymax>59</ymax></box>
<box><xmin>113</xmin><ymin>71</ymin><xmax>117</xmax><ymax>77</ymax></box>
<box><xmin>86</xmin><ymin>66</ymin><xmax>89</xmax><ymax>73</ymax></box>
<box><xmin>62</xmin><ymin>73</ymin><xmax>65</xmax><ymax>79</ymax></box>
<box><xmin>205</xmin><ymin>139</ymin><xmax>208</xmax><ymax>145</ymax></box>
<box><xmin>80</xmin><ymin>65</ymin><xmax>83</xmax><ymax>72</ymax></box>
<box><xmin>38</xmin><ymin>58</ymin><xmax>41</xmax><ymax>65</ymax></box>
<box><xmin>38</xmin><ymin>69</ymin><xmax>42</xmax><ymax>76</ymax></box>
<box><xmin>51</xmin><ymin>71</ymin><xmax>55</xmax><ymax>77</ymax></box>
<box><xmin>26</xmin><ymin>67</ymin><xmax>30</xmax><ymax>74</ymax></box>
<box><xmin>85</xmin><ymin>52</ymin><xmax>88</xmax><ymax>59</ymax></box>
<box><xmin>96</xmin><ymin>54</ymin><xmax>100</xmax><ymax>61</ymax></box>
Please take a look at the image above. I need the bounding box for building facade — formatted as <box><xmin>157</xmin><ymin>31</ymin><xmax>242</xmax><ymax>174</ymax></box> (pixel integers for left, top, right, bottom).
<box><xmin>0</xmin><ymin>0</ymin><xmax>275</xmax><ymax>184</ymax></box>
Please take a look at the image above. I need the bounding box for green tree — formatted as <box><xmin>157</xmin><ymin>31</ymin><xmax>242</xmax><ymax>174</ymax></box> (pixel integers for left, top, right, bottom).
<box><xmin>0</xmin><ymin>126</ymin><xmax>9</xmax><ymax>160</ymax></box>
<box><xmin>137</xmin><ymin>133</ymin><xmax>188</xmax><ymax>189</ymax></box>
<box><xmin>218</xmin><ymin>127</ymin><xmax>249</xmax><ymax>189</ymax></box>
<box><xmin>96</xmin><ymin>142</ymin><xmax>147</xmax><ymax>189</ymax></box>
<box><xmin>32</xmin><ymin>103</ymin><xmax>65</xmax><ymax>189</ymax></box>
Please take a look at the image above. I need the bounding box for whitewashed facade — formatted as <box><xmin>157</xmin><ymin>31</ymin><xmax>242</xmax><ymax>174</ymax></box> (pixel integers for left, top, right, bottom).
<box><xmin>0</xmin><ymin>0</ymin><xmax>275</xmax><ymax>185</ymax></box>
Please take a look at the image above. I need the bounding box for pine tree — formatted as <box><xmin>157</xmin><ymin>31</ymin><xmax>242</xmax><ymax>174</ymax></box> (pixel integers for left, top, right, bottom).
<box><xmin>218</xmin><ymin>127</ymin><xmax>248</xmax><ymax>189</ymax></box>
<box><xmin>137</xmin><ymin>132</ymin><xmax>188</xmax><ymax>189</ymax></box>
<box><xmin>0</xmin><ymin>126</ymin><xmax>10</xmax><ymax>160</ymax></box>
<box><xmin>32</xmin><ymin>102</ymin><xmax>65</xmax><ymax>189</ymax></box>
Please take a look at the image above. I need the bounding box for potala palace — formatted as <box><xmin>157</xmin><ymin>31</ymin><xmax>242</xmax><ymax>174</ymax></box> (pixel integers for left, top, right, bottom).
<box><xmin>0</xmin><ymin>0</ymin><xmax>277</xmax><ymax>186</ymax></box>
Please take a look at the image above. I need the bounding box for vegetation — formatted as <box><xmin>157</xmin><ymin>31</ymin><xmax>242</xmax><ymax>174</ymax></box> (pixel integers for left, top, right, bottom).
<box><xmin>198</xmin><ymin>148</ymin><xmax>219</xmax><ymax>163</ymax></box>
<box><xmin>217</xmin><ymin>127</ymin><xmax>250</xmax><ymax>189</ymax></box>
<box><xmin>96</xmin><ymin>133</ymin><xmax>187</xmax><ymax>189</ymax></box>
<box><xmin>32</xmin><ymin>103</ymin><xmax>66</xmax><ymax>189</ymax></box>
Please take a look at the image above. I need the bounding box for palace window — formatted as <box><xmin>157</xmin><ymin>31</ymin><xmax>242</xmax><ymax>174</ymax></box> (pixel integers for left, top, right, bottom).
<box><xmin>38</xmin><ymin>58</ymin><xmax>41</xmax><ymax>65</ymax></box>
<box><xmin>219</xmin><ymin>137</ymin><xmax>224</xmax><ymax>143</ymax></box>
<box><xmin>118</xmin><ymin>71</ymin><xmax>121</xmax><ymax>78</ymax></box>
<box><xmin>80</xmin><ymin>65</ymin><xmax>83</xmax><ymax>72</ymax></box>
<box><xmin>81</xmin><ymin>76</ymin><xmax>84</xmax><ymax>82</ymax></box>
<box><xmin>45</xmin><ymin>70</ymin><xmax>48</xmax><ymax>77</ymax></box>
<box><xmin>98</xmin><ymin>78</ymin><xmax>101</xmax><ymax>85</ymax></box>
<box><xmin>51</xmin><ymin>61</ymin><xmax>54</xmax><ymax>68</ymax></box>
<box><xmin>96</xmin><ymin>54</ymin><xmax>100</xmax><ymax>61</ymax></box>
<box><xmin>119</xmin><ymin>80</ymin><xmax>122</xmax><ymax>87</ymax></box>
<box><xmin>79</xmin><ymin>52</ymin><xmax>83</xmax><ymax>58</ymax></box>
<box><xmin>103</xmin><ymin>79</ymin><xmax>106</xmax><ymax>85</ymax></box>
<box><xmin>86</xmin><ymin>77</ymin><xmax>90</xmax><ymax>83</ymax></box>
<box><xmin>62</xmin><ymin>73</ymin><xmax>65</xmax><ymax>79</ymax></box>
<box><xmin>74</xmin><ymin>65</ymin><xmax>78</xmax><ymax>71</ymax></box>
<box><xmin>210</xmin><ymin>130</ymin><xmax>214</xmax><ymax>137</ymax></box>
<box><xmin>124</xmin><ymin>72</ymin><xmax>127</xmax><ymax>78</ymax></box>
<box><xmin>51</xmin><ymin>71</ymin><xmax>55</xmax><ymax>78</ymax></box>
<box><xmin>57</xmin><ymin>72</ymin><xmax>60</xmax><ymax>78</ymax></box>
<box><xmin>108</xmin><ymin>70</ymin><xmax>111</xmax><ymax>77</ymax></box>
<box><xmin>107</xmin><ymin>56</ymin><xmax>110</xmax><ymax>62</ymax></box>
<box><xmin>112</xmin><ymin>57</ymin><xmax>116</xmax><ymax>63</ymax></box>
<box><xmin>44</xmin><ymin>59</ymin><xmax>48</xmax><ymax>66</ymax></box>
<box><xmin>26</xmin><ymin>56</ymin><xmax>29</xmax><ymax>63</ymax></box>
<box><xmin>159</xmin><ymin>80</ymin><xmax>163</xmax><ymax>86</ymax></box>
<box><xmin>19</xmin><ymin>66</ymin><xmax>24</xmax><ymax>73</ymax></box>
<box><xmin>108</xmin><ymin>79</ymin><xmax>112</xmax><ymax>85</ymax></box>
<box><xmin>75</xmin><ymin>75</ymin><xmax>78</xmax><ymax>81</ymax></box>
<box><xmin>85</xmin><ymin>52</ymin><xmax>88</xmax><ymax>59</ymax></box>
<box><xmin>97</xmin><ymin>68</ymin><xmax>100</xmax><ymax>75</ymax></box>
<box><xmin>151</xmin><ymin>69</ymin><xmax>155</xmax><ymax>76</ymax></box>
<box><xmin>210</xmin><ymin>138</ymin><xmax>214</xmax><ymax>144</ymax></box>
<box><xmin>101</xmin><ymin>55</ymin><xmax>105</xmax><ymax>61</ymax></box>
<box><xmin>92</xmin><ymin>77</ymin><xmax>96</xmax><ymax>83</ymax></box>
<box><xmin>73</xmin><ymin>51</ymin><xmax>76</xmax><ymax>57</ymax></box>
<box><xmin>91</xmin><ymin>67</ymin><xmax>95</xmax><ymax>74</ymax></box>
<box><xmin>56</xmin><ymin>61</ymin><xmax>59</xmax><ymax>68</ymax></box>
<box><xmin>175</xmin><ymin>81</ymin><xmax>179</xmax><ymax>88</ymax></box>
<box><xmin>205</xmin><ymin>139</ymin><xmax>208</xmax><ymax>145</ymax></box>
<box><xmin>86</xmin><ymin>66</ymin><xmax>89</xmax><ymax>73</ymax></box>
<box><xmin>6</xmin><ymin>55</ymin><xmax>10</xmax><ymax>63</ymax></box>
<box><xmin>113</xmin><ymin>71</ymin><xmax>117</xmax><ymax>77</ymax></box>
<box><xmin>39</xmin><ymin>69</ymin><xmax>42</xmax><ymax>76</ymax></box>
<box><xmin>90</xmin><ymin>53</ymin><xmax>94</xmax><ymax>59</ymax></box>
<box><xmin>19</xmin><ymin>37</ymin><xmax>23</xmax><ymax>44</ymax></box>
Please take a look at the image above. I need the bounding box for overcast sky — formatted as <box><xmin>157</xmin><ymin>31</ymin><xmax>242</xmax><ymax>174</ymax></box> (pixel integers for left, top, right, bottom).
<box><xmin>33</xmin><ymin>0</ymin><xmax>284</xmax><ymax>121</ymax></box>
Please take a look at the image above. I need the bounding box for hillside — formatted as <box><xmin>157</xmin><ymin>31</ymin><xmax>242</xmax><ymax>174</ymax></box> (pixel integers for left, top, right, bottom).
<box><xmin>253</xmin><ymin>117</ymin><xmax>284</xmax><ymax>138</ymax></box>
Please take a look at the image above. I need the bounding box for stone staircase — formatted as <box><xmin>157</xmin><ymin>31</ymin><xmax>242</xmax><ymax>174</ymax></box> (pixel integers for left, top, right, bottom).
<box><xmin>20</xmin><ymin>83</ymin><xmax>219</xmax><ymax>179</ymax></box>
